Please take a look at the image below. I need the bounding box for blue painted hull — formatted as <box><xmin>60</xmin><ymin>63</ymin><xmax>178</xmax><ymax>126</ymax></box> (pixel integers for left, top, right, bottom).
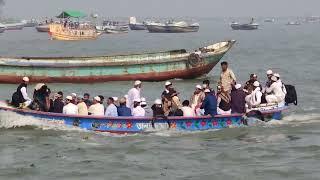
<box><xmin>0</xmin><ymin>104</ymin><xmax>288</xmax><ymax>133</ymax></box>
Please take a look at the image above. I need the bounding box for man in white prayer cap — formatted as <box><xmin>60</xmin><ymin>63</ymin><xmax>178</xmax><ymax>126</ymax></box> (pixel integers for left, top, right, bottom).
<box><xmin>246</xmin><ymin>81</ymin><xmax>263</xmax><ymax>109</ymax></box>
<box><xmin>88</xmin><ymin>96</ymin><xmax>105</xmax><ymax>116</ymax></box>
<box><xmin>127</xmin><ymin>80</ymin><xmax>142</xmax><ymax>109</ymax></box>
<box><xmin>132</xmin><ymin>98</ymin><xmax>145</xmax><ymax>117</ymax></box>
<box><xmin>63</xmin><ymin>96</ymin><xmax>78</xmax><ymax>115</ymax></box>
<box><xmin>11</xmin><ymin>77</ymin><xmax>32</xmax><ymax>108</ymax></box>
<box><xmin>265</xmin><ymin>76</ymin><xmax>286</xmax><ymax>105</ymax></box>
<box><xmin>190</xmin><ymin>84</ymin><xmax>205</xmax><ymax>115</ymax></box>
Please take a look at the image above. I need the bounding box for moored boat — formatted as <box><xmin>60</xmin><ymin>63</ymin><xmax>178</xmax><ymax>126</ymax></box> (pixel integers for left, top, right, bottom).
<box><xmin>129</xmin><ymin>17</ymin><xmax>147</xmax><ymax>30</ymax></box>
<box><xmin>22</xmin><ymin>19</ymin><xmax>38</xmax><ymax>27</ymax></box>
<box><xmin>0</xmin><ymin>26</ymin><xmax>5</xmax><ymax>33</ymax></box>
<box><xmin>264</xmin><ymin>18</ymin><xmax>275</xmax><ymax>22</ymax></box>
<box><xmin>49</xmin><ymin>11</ymin><xmax>102</xmax><ymax>40</ymax></box>
<box><xmin>0</xmin><ymin>22</ymin><xmax>25</xmax><ymax>30</ymax></box>
<box><xmin>0</xmin><ymin>101</ymin><xmax>289</xmax><ymax>133</ymax></box>
<box><xmin>35</xmin><ymin>24</ymin><xmax>50</xmax><ymax>32</ymax></box>
<box><xmin>0</xmin><ymin>40</ymin><xmax>235</xmax><ymax>83</ymax></box>
<box><xmin>97</xmin><ymin>20</ymin><xmax>129</xmax><ymax>34</ymax></box>
<box><xmin>230</xmin><ymin>18</ymin><xmax>259</xmax><ymax>30</ymax></box>
<box><xmin>146</xmin><ymin>20</ymin><xmax>199</xmax><ymax>33</ymax></box>
<box><xmin>286</xmin><ymin>21</ymin><xmax>301</xmax><ymax>26</ymax></box>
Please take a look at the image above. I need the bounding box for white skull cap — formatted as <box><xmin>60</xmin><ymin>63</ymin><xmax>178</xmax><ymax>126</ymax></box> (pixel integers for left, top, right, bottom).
<box><xmin>266</xmin><ymin>70</ymin><xmax>273</xmax><ymax>75</ymax></box>
<box><xmin>23</xmin><ymin>77</ymin><xmax>29</xmax><ymax>82</ymax></box>
<box><xmin>253</xmin><ymin>81</ymin><xmax>260</xmax><ymax>87</ymax></box>
<box><xmin>165</xmin><ymin>81</ymin><xmax>172</xmax><ymax>86</ymax></box>
<box><xmin>134</xmin><ymin>80</ymin><xmax>142</xmax><ymax>85</ymax></box>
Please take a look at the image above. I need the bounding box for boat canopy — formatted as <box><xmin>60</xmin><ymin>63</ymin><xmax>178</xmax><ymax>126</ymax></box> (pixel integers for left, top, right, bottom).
<box><xmin>56</xmin><ymin>10</ymin><xmax>86</xmax><ymax>18</ymax></box>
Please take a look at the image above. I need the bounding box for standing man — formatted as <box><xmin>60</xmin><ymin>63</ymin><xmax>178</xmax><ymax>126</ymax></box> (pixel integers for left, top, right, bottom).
<box><xmin>219</xmin><ymin>61</ymin><xmax>236</xmax><ymax>93</ymax></box>
<box><xmin>11</xmin><ymin>77</ymin><xmax>32</xmax><ymax>108</ymax></box>
<box><xmin>127</xmin><ymin>80</ymin><xmax>142</xmax><ymax>109</ymax></box>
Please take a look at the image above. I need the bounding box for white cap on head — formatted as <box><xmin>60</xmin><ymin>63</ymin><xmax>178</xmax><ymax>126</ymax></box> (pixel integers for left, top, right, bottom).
<box><xmin>266</xmin><ymin>70</ymin><xmax>273</xmax><ymax>75</ymax></box>
<box><xmin>134</xmin><ymin>80</ymin><xmax>142</xmax><ymax>86</ymax></box>
<box><xmin>141</xmin><ymin>101</ymin><xmax>147</xmax><ymax>105</ymax></box>
<box><xmin>34</xmin><ymin>83</ymin><xmax>45</xmax><ymax>90</ymax></box>
<box><xmin>71</xmin><ymin>93</ymin><xmax>77</xmax><ymax>97</ymax></box>
<box><xmin>94</xmin><ymin>96</ymin><xmax>101</xmax><ymax>102</ymax></box>
<box><xmin>235</xmin><ymin>84</ymin><xmax>242</xmax><ymax>89</ymax></box>
<box><xmin>66</xmin><ymin>96</ymin><xmax>73</xmax><ymax>100</ymax></box>
<box><xmin>253</xmin><ymin>74</ymin><xmax>257</xmax><ymax>78</ymax></box>
<box><xmin>271</xmin><ymin>76</ymin><xmax>277</xmax><ymax>81</ymax></box>
<box><xmin>196</xmin><ymin>84</ymin><xmax>202</xmax><ymax>90</ymax></box>
<box><xmin>154</xmin><ymin>99</ymin><xmax>162</xmax><ymax>105</ymax></box>
<box><xmin>141</xmin><ymin>97</ymin><xmax>146</xmax><ymax>102</ymax></box>
<box><xmin>165</xmin><ymin>81</ymin><xmax>172</xmax><ymax>86</ymax></box>
<box><xmin>204</xmin><ymin>89</ymin><xmax>211</xmax><ymax>93</ymax></box>
<box><xmin>112</xmin><ymin>97</ymin><xmax>118</xmax><ymax>101</ymax></box>
<box><xmin>124</xmin><ymin>94</ymin><xmax>128</xmax><ymax>99</ymax></box>
<box><xmin>133</xmin><ymin>98</ymin><xmax>141</xmax><ymax>102</ymax></box>
<box><xmin>273</xmin><ymin>73</ymin><xmax>280</xmax><ymax>78</ymax></box>
<box><xmin>23</xmin><ymin>77</ymin><xmax>29</xmax><ymax>82</ymax></box>
<box><xmin>253</xmin><ymin>81</ymin><xmax>260</xmax><ymax>87</ymax></box>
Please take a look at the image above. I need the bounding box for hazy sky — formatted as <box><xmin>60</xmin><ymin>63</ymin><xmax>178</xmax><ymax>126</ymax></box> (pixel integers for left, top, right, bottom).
<box><xmin>1</xmin><ymin>0</ymin><xmax>319</xmax><ymax>18</ymax></box>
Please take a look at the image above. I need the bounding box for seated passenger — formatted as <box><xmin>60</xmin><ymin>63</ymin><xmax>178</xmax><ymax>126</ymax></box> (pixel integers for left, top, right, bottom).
<box><xmin>105</xmin><ymin>97</ymin><xmax>118</xmax><ymax>117</ymax></box>
<box><xmin>117</xmin><ymin>98</ymin><xmax>132</xmax><ymax>116</ymax></box>
<box><xmin>33</xmin><ymin>83</ymin><xmax>51</xmax><ymax>112</ymax></box>
<box><xmin>217</xmin><ymin>86</ymin><xmax>231</xmax><ymax>115</ymax></box>
<box><xmin>88</xmin><ymin>96</ymin><xmax>105</xmax><ymax>116</ymax></box>
<box><xmin>132</xmin><ymin>99</ymin><xmax>145</xmax><ymax>117</ymax></box>
<box><xmin>83</xmin><ymin>93</ymin><xmax>92</xmax><ymax>107</ymax></box>
<box><xmin>141</xmin><ymin>97</ymin><xmax>147</xmax><ymax>108</ymax></box>
<box><xmin>274</xmin><ymin>73</ymin><xmax>287</xmax><ymax>96</ymax></box>
<box><xmin>265</xmin><ymin>76</ymin><xmax>286</xmax><ymax>104</ymax></box>
<box><xmin>200</xmin><ymin>89</ymin><xmax>217</xmax><ymax>116</ymax></box>
<box><xmin>190</xmin><ymin>85</ymin><xmax>205</xmax><ymax>114</ymax></box>
<box><xmin>246</xmin><ymin>81</ymin><xmax>263</xmax><ymax>108</ymax></box>
<box><xmin>63</xmin><ymin>96</ymin><xmax>78</xmax><ymax>115</ymax></box>
<box><xmin>77</xmin><ymin>96</ymin><xmax>88</xmax><ymax>115</ymax></box>
<box><xmin>151</xmin><ymin>99</ymin><xmax>165</xmax><ymax>118</ymax></box>
<box><xmin>262</xmin><ymin>70</ymin><xmax>274</xmax><ymax>93</ymax></box>
<box><xmin>230</xmin><ymin>84</ymin><xmax>246</xmax><ymax>113</ymax></box>
<box><xmin>51</xmin><ymin>91</ymin><xmax>64</xmax><ymax>113</ymax></box>
<box><xmin>71</xmin><ymin>93</ymin><xmax>77</xmax><ymax>104</ymax></box>
<box><xmin>11</xmin><ymin>77</ymin><xmax>32</xmax><ymax>108</ymax></box>
<box><xmin>180</xmin><ymin>100</ymin><xmax>195</xmax><ymax>117</ymax></box>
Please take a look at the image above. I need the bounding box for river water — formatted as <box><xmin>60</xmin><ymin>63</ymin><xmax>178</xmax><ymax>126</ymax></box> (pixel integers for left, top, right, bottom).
<box><xmin>0</xmin><ymin>18</ymin><xmax>320</xmax><ymax>180</ymax></box>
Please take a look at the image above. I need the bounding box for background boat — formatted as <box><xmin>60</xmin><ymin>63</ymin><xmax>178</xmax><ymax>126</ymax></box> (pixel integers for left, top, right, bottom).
<box><xmin>129</xmin><ymin>17</ymin><xmax>147</xmax><ymax>30</ymax></box>
<box><xmin>0</xmin><ymin>40</ymin><xmax>235</xmax><ymax>83</ymax></box>
<box><xmin>0</xmin><ymin>26</ymin><xmax>5</xmax><ymax>33</ymax></box>
<box><xmin>286</xmin><ymin>21</ymin><xmax>301</xmax><ymax>25</ymax></box>
<box><xmin>22</xmin><ymin>19</ymin><xmax>38</xmax><ymax>27</ymax></box>
<box><xmin>35</xmin><ymin>24</ymin><xmax>50</xmax><ymax>32</ymax></box>
<box><xmin>264</xmin><ymin>18</ymin><xmax>275</xmax><ymax>22</ymax></box>
<box><xmin>0</xmin><ymin>21</ymin><xmax>25</xmax><ymax>30</ymax></box>
<box><xmin>99</xmin><ymin>20</ymin><xmax>129</xmax><ymax>34</ymax></box>
<box><xmin>146</xmin><ymin>20</ymin><xmax>199</xmax><ymax>33</ymax></box>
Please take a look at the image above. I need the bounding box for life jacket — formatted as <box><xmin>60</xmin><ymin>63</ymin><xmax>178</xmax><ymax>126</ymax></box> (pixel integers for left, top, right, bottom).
<box><xmin>11</xmin><ymin>83</ymin><xmax>27</xmax><ymax>107</ymax></box>
<box><xmin>284</xmin><ymin>84</ymin><xmax>297</xmax><ymax>105</ymax></box>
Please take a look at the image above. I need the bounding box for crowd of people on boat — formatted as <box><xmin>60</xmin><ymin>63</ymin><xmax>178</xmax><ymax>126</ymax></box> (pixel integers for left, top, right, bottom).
<box><xmin>10</xmin><ymin>61</ymin><xmax>289</xmax><ymax>118</ymax></box>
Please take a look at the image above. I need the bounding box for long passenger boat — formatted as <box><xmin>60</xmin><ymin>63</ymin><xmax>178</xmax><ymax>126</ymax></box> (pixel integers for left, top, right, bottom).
<box><xmin>0</xmin><ymin>40</ymin><xmax>235</xmax><ymax>83</ymax></box>
<box><xmin>0</xmin><ymin>101</ymin><xmax>288</xmax><ymax>133</ymax></box>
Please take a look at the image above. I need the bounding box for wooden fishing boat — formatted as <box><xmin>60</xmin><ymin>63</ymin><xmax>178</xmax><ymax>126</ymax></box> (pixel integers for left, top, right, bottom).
<box><xmin>48</xmin><ymin>10</ymin><xmax>102</xmax><ymax>41</ymax></box>
<box><xmin>0</xmin><ymin>101</ymin><xmax>288</xmax><ymax>133</ymax></box>
<box><xmin>0</xmin><ymin>40</ymin><xmax>235</xmax><ymax>83</ymax></box>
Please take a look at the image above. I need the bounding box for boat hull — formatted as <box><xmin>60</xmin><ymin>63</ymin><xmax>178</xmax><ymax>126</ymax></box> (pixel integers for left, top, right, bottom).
<box><xmin>146</xmin><ymin>25</ymin><xmax>199</xmax><ymax>33</ymax></box>
<box><xmin>4</xmin><ymin>24</ymin><xmax>24</xmax><ymax>30</ymax></box>
<box><xmin>0</xmin><ymin>27</ymin><xmax>5</xmax><ymax>33</ymax></box>
<box><xmin>35</xmin><ymin>25</ymin><xmax>49</xmax><ymax>32</ymax></box>
<box><xmin>129</xmin><ymin>23</ymin><xmax>147</xmax><ymax>30</ymax></box>
<box><xmin>0</xmin><ymin>40</ymin><xmax>235</xmax><ymax>83</ymax></box>
<box><xmin>49</xmin><ymin>24</ymin><xmax>101</xmax><ymax>41</ymax></box>
<box><xmin>0</xmin><ymin>103</ymin><xmax>288</xmax><ymax>133</ymax></box>
<box><xmin>231</xmin><ymin>24</ymin><xmax>258</xmax><ymax>30</ymax></box>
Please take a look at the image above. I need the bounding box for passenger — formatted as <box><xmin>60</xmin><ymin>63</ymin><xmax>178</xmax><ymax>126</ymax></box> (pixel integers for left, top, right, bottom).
<box><xmin>88</xmin><ymin>96</ymin><xmax>104</xmax><ymax>116</ymax></box>
<box><xmin>246</xmin><ymin>81</ymin><xmax>263</xmax><ymax>108</ymax></box>
<box><xmin>132</xmin><ymin>98</ymin><xmax>145</xmax><ymax>117</ymax></box>
<box><xmin>219</xmin><ymin>61</ymin><xmax>236</xmax><ymax>93</ymax></box>
<box><xmin>190</xmin><ymin>84</ymin><xmax>205</xmax><ymax>115</ymax></box>
<box><xmin>200</xmin><ymin>89</ymin><xmax>217</xmax><ymax>116</ymax></box>
<box><xmin>51</xmin><ymin>91</ymin><xmax>64</xmax><ymax>113</ymax></box>
<box><xmin>265</xmin><ymin>76</ymin><xmax>286</xmax><ymax>104</ymax></box>
<box><xmin>244</xmin><ymin>74</ymin><xmax>256</xmax><ymax>93</ymax></box>
<box><xmin>127</xmin><ymin>80</ymin><xmax>142</xmax><ymax>109</ymax></box>
<box><xmin>180</xmin><ymin>100</ymin><xmax>195</xmax><ymax>117</ymax></box>
<box><xmin>33</xmin><ymin>83</ymin><xmax>51</xmax><ymax>112</ymax></box>
<box><xmin>112</xmin><ymin>97</ymin><xmax>119</xmax><ymax>107</ymax></box>
<box><xmin>11</xmin><ymin>77</ymin><xmax>32</xmax><ymax>108</ymax></box>
<box><xmin>161</xmin><ymin>81</ymin><xmax>173</xmax><ymax>99</ymax></box>
<box><xmin>274</xmin><ymin>73</ymin><xmax>287</xmax><ymax>96</ymax></box>
<box><xmin>217</xmin><ymin>86</ymin><xmax>232</xmax><ymax>115</ymax></box>
<box><xmin>105</xmin><ymin>97</ymin><xmax>118</xmax><ymax>117</ymax></box>
<box><xmin>202</xmin><ymin>79</ymin><xmax>214</xmax><ymax>93</ymax></box>
<box><xmin>77</xmin><ymin>96</ymin><xmax>88</xmax><ymax>116</ymax></box>
<box><xmin>141</xmin><ymin>97</ymin><xmax>147</xmax><ymax>108</ymax></box>
<box><xmin>63</xmin><ymin>96</ymin><xmax>78</xmax><ymax>115</ymax></box>
<box><xmin>170</xmin><ymin>90</ymin><xmax>182</xmax><ymax>115</ymax></box>
<box><xmin>230</xmin><ymin>84</ymin><xmax>246</xmax><ymax>113</ymax></box>
<box><xmin>162</xmin><ymin>81</ymin><xmax>173</xmax><ymax>116</ymax></box>
<box><xmin>83</xmin><ymin>93</ymin><xmax>92</xmax><ymax>107</ymax></box>
<box><xmin>98</xmin><ymin>95</ymin><xmax>105</xmax><ymax>105</ymax></box>
<box><xmin>151</xmin><ymin>99</ymin><xmax>165</xmax><ymax>118</ymax></box>
<box><xmin>71</xmin><ymin>93</ymin><xmax>77</xmax><ymax>104</ymax></box>
<box><xmin>117</xmin><ymin>97</ymin><xmax>132</xmax><ymax>116</ymax></box>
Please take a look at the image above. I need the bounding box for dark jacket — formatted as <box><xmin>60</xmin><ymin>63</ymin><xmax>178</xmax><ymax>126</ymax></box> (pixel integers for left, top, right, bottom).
<box><xmin>201</xmin><ymin>94</ymin><xmax>217</xmax><ymax>116</ymax></box>
<box><xmin>230</xmin><ymin>89</ymin><xmax>246</xmax><ymax>113</ymax></box>
<box><xmin>11</xmin><ymin>83</ymin><xmax>27</xmax><ymax>107</ymax></box>
<box><xmin>52</xmin><ymin>99</ymin><xmax>64</xmax><ymax>113</ymax></box>
<box><xmin>117</xmin><ymin>105</ymin><xmax>132</xmax><ymax>116</ymax></box>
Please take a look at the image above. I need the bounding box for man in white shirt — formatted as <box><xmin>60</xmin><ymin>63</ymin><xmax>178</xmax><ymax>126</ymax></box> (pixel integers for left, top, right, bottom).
<box><xmin>12</xmin><ymin>77</ymin><xmax>32</xmax><ymax>108</ymax></box>
<box><xmin>180</xmin><ymin>100</ymin><xmax>195</xmax><ymax>117</ymax></box>
<box><xmin>127</xmin><ymin>80</ymin><xmax>142</xmax><ymax>109</ymax></box>
<box><xmin>132</xmin><ymin>98</ymin><xmax>145</xmax><ymax>117</ymax></box>
<box><xmin>265</xmin><ymin>76</ymin><xmax>286</xmax><ymax>104</ymax></box>
<box><xmin>88</xmin><ymin>96</ymin><xmax>105</xmax><ymax>116</ymax></box>
<box><xmin>63</xmin><ymin>96</ymin><xmax>78</xmax><ymax>115</ymax></box>
<box><xmin>245</xmin><ymin>81</ymin><xmax>263</xmax><ymax>108</ymax></box>
<box><xmin>105</xmin><ymin>97</ymin><xmax>118</xmax><ymax>117</ymax></box>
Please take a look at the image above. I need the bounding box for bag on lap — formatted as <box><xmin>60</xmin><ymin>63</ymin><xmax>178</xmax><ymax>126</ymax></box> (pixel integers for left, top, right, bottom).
<box><xmin>284</xmin><ymin>84</ymin><xmax>297</xmax><ymax>105</ymax></box>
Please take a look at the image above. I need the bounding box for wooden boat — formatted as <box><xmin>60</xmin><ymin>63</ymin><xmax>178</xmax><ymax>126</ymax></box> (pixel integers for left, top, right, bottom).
<box><xmin>0</xmin><ymin>101</ymin><xmax>289</xmax><ymax>134</ymax></box>
<box><xmin>129</xmin><ymin>17</ymin><xmax>147</xmax><ymax>30</ymax></box>
<box><xmin>49</xmin><ymin>10</ymin><xmax>102</xmax><ymax>41</ymax></box>
<box><xmin>0</xmin><ymin>40</ymin><xmax>235</xmax><ymax>83</ymax></box>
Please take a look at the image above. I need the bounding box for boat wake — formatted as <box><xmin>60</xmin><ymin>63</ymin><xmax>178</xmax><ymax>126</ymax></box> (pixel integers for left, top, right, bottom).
<box><xmin>0</xmin><ymin>111</ymin><xmax>85</xmax><ymax>132</ymax></box>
